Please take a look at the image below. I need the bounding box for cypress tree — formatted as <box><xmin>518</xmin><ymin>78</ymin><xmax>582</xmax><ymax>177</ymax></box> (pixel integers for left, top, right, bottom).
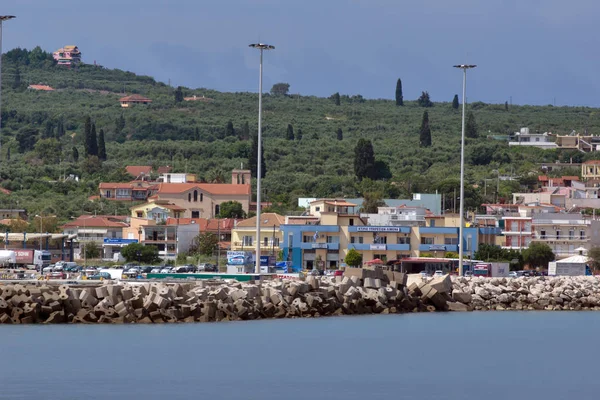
<box><xmin>43</xmin><ymin>121</ymin><xmax>54</xmax><ymax>139</ymax></box>
<box><xmin>72</xmin><ymin>146</ymin><xmax>79</xmax><ymax>162</ymax></box>
<box><xmin>336</xmin><ymin>128</ymin><xmax>343</xmax><ymax>141</ymax></box>
<box><xmin>353</xmin><ymin>139</ymin><xmax>375</xmax><ymax>181</ymax></box>
<box><xmin>225</xmin><ymin>120</ymin><xmax>235</xmax><ymax>137</ymax></box>
<box><xmin>6</xmin><ymin>147</ymin><xmax>10</xmax><ymax>162</ymax></box>
<box><xmin>98</xmin><ymin>128</ymin><xmax>107</xmax><ymax>160</ymax></box>
<box><xmin>56</xmin><ymin>120</ymin><xmax>65</xmax><ymax>138</ymax></box>
<box><xmin>174</xmin><ymin>86</ymin><xmax>184</xmax><ymax>103</ymax></box>
<box><xmin>195</xmin><ymin>127</ymin><xmax>201</xmax><ymax>141</ymax></box>
<box><xmin>286</xmin><ymin>124</ymin><xmax>294</xmax><ymax>140</ymax></box>
<box><xmin>296</xmin><ymin>129</ymin><xmax>303</xmax><ymax>141</ymax></box>
<box><xmin>419</xmin><ymin>111</ymin><xmax>432</xmax><ymax>147</ymax></box>
<box><xmin>89</xmin><ymin>123</ymin><xmax>98</xmax><ymax>156</ymax></box>
<box><xmin>466</xmin><ymin>111</ymin><xmax>478</xmax><ymax>138</ymax></box>
<box><xmin>332</xmin><ymin>92</ymin><xmax>341</xmax><ymax>106</ymax></box>
<box><xmin>395</xmin><ymin>79</ymin><xmax>403</xmax><ymax>106</ymax></box>
<box><xmin>12</xmin><ymin>66</ymin><xmax>21</xmax><ymax>90</ymax></box>
<box><xmin>240</xmin><ymin>121</ymin><xmax>250</xmax><ymax>141</ymax></box>
<box><xmin>84</xmin><ymin>116</ymin><xmax>92</xmax><ymax>155</ymax></box>
<box><xmin>452</xmin><ymin>94</ymin><xmax>459</xmax><ymax>110</ymax></box>
<box><xmin>116</xmin><ymin>115</ymin><xmax>126</xmax><ymax>132</ymax></box>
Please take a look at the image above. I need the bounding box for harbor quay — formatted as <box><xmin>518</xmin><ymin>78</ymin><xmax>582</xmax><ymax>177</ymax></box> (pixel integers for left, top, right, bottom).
<box><xmin>1</xmin><ymin>268</ymin><xmax>600</xmax><ymax>324</ymax></box>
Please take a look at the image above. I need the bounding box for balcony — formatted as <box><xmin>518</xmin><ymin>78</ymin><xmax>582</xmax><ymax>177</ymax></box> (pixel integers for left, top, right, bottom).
<box><xmin>419</xmin><ymin>227</ymin><xmax>458</xmax><ymax>234</ymax></box>
<box><xmin>232</xmin><ymin>242</ymin><xmax>280</xmax><ymax>250</ymax></box>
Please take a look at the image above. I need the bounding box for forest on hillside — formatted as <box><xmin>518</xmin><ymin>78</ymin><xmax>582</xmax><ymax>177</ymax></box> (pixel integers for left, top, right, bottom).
<box><xmin>0</xmin><ymin>47</ymin><xmax>598</xmax><ymax>225</ymax></box>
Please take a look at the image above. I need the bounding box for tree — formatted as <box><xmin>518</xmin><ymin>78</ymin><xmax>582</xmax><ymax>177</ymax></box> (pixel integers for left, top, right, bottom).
<box><xmin>82</xmin><ymin>241</ymin><xmax>100</xmax><ymax>259</ymax></box>
<box><xmin>331</xmin><ymin>92</ymin><xmax>341</xmax><ymax>106</ymax></box>
<box><xmin>248</xmin><ymin>131</ymin><xmax>266</xmax><ymax>178</ymax></box>
<box><xmin>195</xmin><ymin>127</ymin><xmax>201</xmax><ymax>141</ymax></box>
<box><xmin>373</xmin><ymin>160</ymin><xmax>392</xmax><ymax>180</ymax></box>
<box><xmin>336</xmin><ymin>128</ymin><xmax>343</xmax><ymax>141</ymax></box>
<box><xmin>466</xmin><ymin>111</ymin><xmax>478</xmax><ymax>138</ymax></box>
<box><xmin>353</xmin><ymin>138</ymin><xmax>376</xmax><ymax>181</ymax></box>
<box><xmin>174</xmin><ymin>86</ymin><xmax>184</xmax><ymax>103</ymax></box>
<box><xmin>218</xmin><ymin>201</ymin><xmax>246</xmax><ymax>218</ymax></box>
<box><xmin>121</xmin><ymin>243</ymin><xmax>159</xmax><ymax>263</ymax></box>
<box><xmin>225</xmin><ymin>120</ymin><xmax>235</xmax><ymax>137</ymax></box>
<box><xmin>56</xmin><ymin>120</ymin><xmax>65</xmax><ymax>138</ymax></box>
<box><xmin>344</xmin><ymin>248</ymin><xmax>362</xmax><ymax>267</ymax></box>
<box><xmin>72</xmin><ymin>146</ymin><xmax>79</xmax><ymax>162</ymax></box>
<box><xmin>98</xmin><ymin>128</ymin><xmax>107</xmax><ymax>161</ymax></box>
<box><xmin>6</xmin><ymin>147</ymin><xmax>10</xmax><ymax>162</ymax></box>
<box><xmin>193</xmin><ymin>232</ymin><xmax>219</xmax><ymax>256</ymax></box>
<box><xmin>89</xmin><ymin>123</ymin><xmax>98</xmax><ymax>156</ymax></box>
<box><xmin>296</xmin><ymin>129</ymin><xmax>302</xmax><ymax>141</ymax></box>
<box><xmin>34</xmin><ymin>138</ymin><xmax>61</xmax><ymax>164</ymax></box>
<box><xmin>505</xmin><ymin>101</ymin><xmax>509</xmax><ymax>111</ymax></box>
<box><xmin>12</xmin><ymin>66</ymin><xmax>21</xmax><ymax>90</ymax></box>
<box><xmin>43</xmin><ymin>121</ymin><xmax>54</xmax><ymax>139</ymax></box>
<box><xmin>116</xmin><ymin>114</ymin><xmax>126</xmax><ymax>132</ymax></box>
<box><xmin>83</xmin><ymin>116</ymin><xmax>92</xmax><ymax>155</ymax></box>
<box><xmin>417</xmin><ymin>91</ymin><xmax>433</xmax><ymax>107</ymax></box>
<box><xmin>522</xmin><ymin>242</ymin><xmax>554</xmax><ymax>269</ymax></box>
<box><xmin>419</xmin><ymin>111</ymin><xmax>432</xmax><ymax>147</ymax></box>
<box><xmin>286</xmin><ymin>124</ymin><xmax>295</xmax><ymax>140</ymax></box>
<box><xmin>270</xmin><ymin>83</ymin><xmax>290</xmax><ymax>96</ymax></box>
<box><xmin>395</xmin><ymin>79</ymin><xmax>403</xmax><ymax>106</ymax></box>
<box><xmin>240</xmin><ymin>121</ymin><xmax>250</xmax><ymax>141</ymax></box>
<box><xmin>589</xmin><ymin>247</ymin><xmax>600</xmax><ymax>271</ymax></box>
<box><xmin>16</xmin><ymin>127</ymin><xmax>38</xmax><ymax>153</ymax></box>
<box><xmin>360</xmin><ymin>191</ymin><xmax>386</xmax><ymax>213</ymax></box>
<box><xmin>452</xmin><ymin>94</ymin><xmax>459</xmax><ymax>110</ymax></box>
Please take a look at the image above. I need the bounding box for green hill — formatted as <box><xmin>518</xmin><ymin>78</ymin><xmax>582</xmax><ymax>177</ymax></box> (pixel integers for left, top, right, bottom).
<box><xmin>0</xmin><ymin>47</ymin><xmax>597</xmax><ymax>222</ymax></box>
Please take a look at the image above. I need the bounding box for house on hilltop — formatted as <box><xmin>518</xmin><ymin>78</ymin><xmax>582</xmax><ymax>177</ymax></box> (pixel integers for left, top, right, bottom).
<box><xmin>119</xmin><ymin>94</ymin><xmax>152</xmax><ymax>108</ymax></box>
<box><xmin>27</xmin><ymin>84</ymin><xmax>54</xmax><ymax>91</ymax></box>
<box><xmin>53</xmin><ymin>45</ymin><xmax>82</xmax><ymax>66</ymax></box>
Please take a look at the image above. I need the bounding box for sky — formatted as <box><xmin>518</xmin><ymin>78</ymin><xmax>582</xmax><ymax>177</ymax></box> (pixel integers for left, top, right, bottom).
<box><xmin>3</xmin><ymin>0</ymin><xmax>600</xmax><ymax>106</ymax></box>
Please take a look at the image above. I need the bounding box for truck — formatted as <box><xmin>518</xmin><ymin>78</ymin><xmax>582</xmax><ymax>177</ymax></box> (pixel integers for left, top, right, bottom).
<box><xmin>472</xmin><ymin>262</ymin><xmax>510</xmax><ymax>278</ymax></box>
<box><xmin>0</xmin><ymin>250</ymin><xmax>17</xmax><ymax>267</ymax></box>
<box><xmin>14</xmin><ymin>249</ymin><xmax>52</xmax><ymax>270</ymax></box>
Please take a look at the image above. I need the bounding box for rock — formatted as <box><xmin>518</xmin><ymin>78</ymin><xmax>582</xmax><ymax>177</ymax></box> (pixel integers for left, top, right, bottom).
<box><xmin>452</xmin><ymin>290</ymin><xmax>472</xmax><ymax>304</ymax></box>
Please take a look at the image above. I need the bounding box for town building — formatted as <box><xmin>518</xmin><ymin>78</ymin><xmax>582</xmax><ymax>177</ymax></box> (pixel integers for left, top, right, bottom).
<box><xmin>98</xmin><ymin>181</ymin><xmax>157</xmax><ymax>202</ymax></box>
<box><xmin>555</xmin><ymin>133</ymin><xmax>600</xmax><ymax>152</ymax></box>
<box><xmin>230</xmin><ymin>213</ymin><xmax>285</xmax><ymax>260</ymax></box>
<box><xmin>62</xmin><ymin>215</ymin><xmax>129</xmax><ymax>259</ymax></box>
<box><xmin>298</xmin><ymin>193</ymin><xmax>443</xmax><ymax>215</ymax></box>
<box><xmin>130</xmin><ymin>200</ymin><xmax>185</xmax><ymax>222</ymax></box>
<box><xmin>167</xmin><ymin>217</ymin><xmax>236</xmax><ymax>250</ymax></box>
<box><xmin>531</xmin><ymin>214</ymin><xmax>600</xmax><ymax>259</ymax></box>
<box><xmin>508</xmin><ymin>128</ymin><xmax>556</xmax><ymax>149</ymax></box>
<box><xmin>52</xmin><ymin>45</ymin><xmax>82</xmax><ymax>65</ymax></box>
<box><xmin>119</xmin><ymin>94</ymin><xmax>152</xmax><ymax>108</ymax></box>
<box><xmin>582</xmin><ymin>160</ymin><xmax>600</xmax><ymax>180</ymax></box>
<box><xmin>122</xmin><ymin>218</ymin><xmax>199</xmax><ymax>260</ymax></box>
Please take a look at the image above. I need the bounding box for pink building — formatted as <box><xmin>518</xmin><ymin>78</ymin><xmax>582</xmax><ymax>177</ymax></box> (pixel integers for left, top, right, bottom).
<box><xmin>53</xmin><ymin>45</ymin><xmax>82</xmax><ymax>66</ymax></box>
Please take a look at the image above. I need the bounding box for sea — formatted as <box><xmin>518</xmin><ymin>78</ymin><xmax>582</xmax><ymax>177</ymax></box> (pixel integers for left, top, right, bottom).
<box><xmin>0</xmin><ymin>312</ymin><xmax>598</xmax><ymax>400</ymax></box>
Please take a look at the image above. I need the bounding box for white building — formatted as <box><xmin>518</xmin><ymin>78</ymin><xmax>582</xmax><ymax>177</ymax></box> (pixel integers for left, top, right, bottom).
<box><xmin>361</xmin><ymin>205</ymin><xmax>428</xmax><ymax>227</ymax></box>
<box><xmin>508</xmin><ymin>127</ymin><xmax>557</xmax><ymax>149</ymax></box>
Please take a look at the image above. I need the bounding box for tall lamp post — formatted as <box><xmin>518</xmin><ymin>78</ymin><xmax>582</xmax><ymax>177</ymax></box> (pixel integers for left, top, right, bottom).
<box><xmin>35</xmin><ymin>214</ymin><xmax>43</xmax><ymax>251</ymax></box>
<box><xmin>453</xmin><ymin>64</ymin><xmax>476</xmax><ymax>277</ymax></box>
<box><xmin>0</xmin><ymin>16</ymin><xmax>16</xmax><ymax>160</ymax></box>
<box><xmin>249</xmin><ymin>42</ymin><xmax>274</xmax><ymax>274</ymax></box>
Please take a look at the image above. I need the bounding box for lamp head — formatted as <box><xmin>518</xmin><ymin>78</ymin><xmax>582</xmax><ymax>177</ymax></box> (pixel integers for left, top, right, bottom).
<box><xmin>249</xmin><ymin>43</ymin><xmax>275</xmax><ymax>50</ymax></box>
<box><xmin>453</xmin><ymin>64</ymin><xmax>477</xmax><ymax>69</ymax></box>
<box><xmin>0</xmin><ymin>16</ymin><xmax>16</xmax><ymax>21</ymax></box>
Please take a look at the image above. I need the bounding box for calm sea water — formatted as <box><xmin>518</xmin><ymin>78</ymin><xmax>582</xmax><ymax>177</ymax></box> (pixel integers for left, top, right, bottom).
<box><xmin>0</xmin><ymin>312</ymin><xmax>598</xmax><ymax>400</ymax></box>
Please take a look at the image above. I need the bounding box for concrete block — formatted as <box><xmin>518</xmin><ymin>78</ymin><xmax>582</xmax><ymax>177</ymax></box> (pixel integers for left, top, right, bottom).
<box><xmin>429</xmin><ymin>274</ymin><xmax>453</xmax><ymax>294</ymax></box>
<box><xmin>447</xmin><ymin>301</ymin><xmax>470</xmax><ymax>312</ymax></box>
<box><xmin>95</xmin><ymin>286</ymin><xmax>109</xmax><ymax>299</ymax></box>
<box><xmin>452</xmin><ymin>290</ymin><xmax>472</xmax><ymax>304</ymax></box>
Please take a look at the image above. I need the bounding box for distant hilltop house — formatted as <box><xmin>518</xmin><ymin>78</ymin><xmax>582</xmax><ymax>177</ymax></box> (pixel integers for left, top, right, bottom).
<box><xmin>27</xmin><ymin>84</ymin><xmax>54</xmax><ymax>91</ymax></box>
<box><xmin>509</xmin><ymin>127</ymin><xmax>600</xmax><ymax>152</ymax></box>
<box><xmin>119</xmin><ymin>94</ymin><xmax>152</xmax><ymax>108</ymax></box>
<box><xmin>52</xmin><ymin>45</ymin><xmax>82</xmax><ymax>66</ymax></box>
<box><xmin>183</xmin><ymin>95</ymin><xmax>213</xmax><ymax>102</ymax></box>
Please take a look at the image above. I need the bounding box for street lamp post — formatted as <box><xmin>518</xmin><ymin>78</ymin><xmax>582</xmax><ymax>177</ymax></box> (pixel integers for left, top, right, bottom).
<box><xmin>35</xmin><ymin>215</ymin><xmax>43</xmax><ymax>251</ymax></box>
<box><xmin>0</xmin><ymin>16</ymin><xmax>16</xmax><ymax>160</ymax></box>
<box><xmin>249</xmin><ymin>42</ymin><xmax>274</xmax><ymax>274</ymax></box>
<box><xmin>453</xmin><ymin>64</ymin><xmax>477</xmax><ymax>277</ymax></box>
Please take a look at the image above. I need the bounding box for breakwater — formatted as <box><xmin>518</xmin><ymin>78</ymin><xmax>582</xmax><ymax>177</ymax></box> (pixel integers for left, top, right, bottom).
<box><xmin>0</xmin><ymin>272</ymin><xmax>599</xmax><ymax>324</ymax></box>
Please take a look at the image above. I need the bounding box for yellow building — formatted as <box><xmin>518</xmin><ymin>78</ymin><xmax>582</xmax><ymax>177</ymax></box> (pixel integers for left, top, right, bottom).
<box><xmin>230</xmin><ymin>213</ymin><xmax>285</xmax><ymax>259</ymax></box>
<box><xmin>130</xmin><ymin>200</ymin><xmax>185</xmax><ymax>222</ymax></box>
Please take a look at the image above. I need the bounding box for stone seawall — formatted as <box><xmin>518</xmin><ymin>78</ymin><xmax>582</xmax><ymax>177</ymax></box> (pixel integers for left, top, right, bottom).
<box><xmin>0</xmin><ymin>274</ymin><xmax>598</xmax><ymax>324</ymax></box>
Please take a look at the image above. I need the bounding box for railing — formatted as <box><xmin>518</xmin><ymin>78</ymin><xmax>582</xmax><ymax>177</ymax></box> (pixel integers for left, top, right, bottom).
<box><xmin>232</xmin><ymin>242</ymin><xmax>280</xmax><ymax>249</ymax></box>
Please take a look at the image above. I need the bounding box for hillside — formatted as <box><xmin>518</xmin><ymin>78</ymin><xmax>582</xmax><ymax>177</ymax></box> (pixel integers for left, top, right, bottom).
<box><xmin>0</xmin><ymin>47</ymin><xmax>598</xmax><ymax>222</ymax></box>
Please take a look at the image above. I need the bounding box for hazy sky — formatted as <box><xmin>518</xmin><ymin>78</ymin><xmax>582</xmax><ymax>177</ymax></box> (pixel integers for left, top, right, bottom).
<box><xmin>3</xmin><ymin>0</ymin><xmax>600</xmax><ymax>106</ymax></box>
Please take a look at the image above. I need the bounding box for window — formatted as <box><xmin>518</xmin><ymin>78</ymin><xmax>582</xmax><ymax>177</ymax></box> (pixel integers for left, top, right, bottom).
<box><xmin>315</xmin><ymin>207</ymin><xmax>320</xmax><ymax>212</ymax></box>
<box><xmin>373</xmin><ymin>254</ymin><xmax>387</xmax><ymax>262</ymax></box>
<box><xmin>444</xmin><ymin>238</ymin><xmax>459</xmax><ymax>245</ymax></box>
<box><xmin>288</xmin><ymin>234</ymin><xmax>293</xmax><ymax>247</ymax></box>
<box><xmin>303</xmin><ymin>235</ymin><xmax>315</xmax><ymax>243</ymax></box>
<box><xmin>272</xmin><ymin>238</ymin><xmax>280</xmax><ymax>247</ymax></box>
<box><xmin>136</xmin><ymin>212</ymin><xmax>143</xmax><ymax>218</ymax></box>
<box><xmin>580</xmin><ymin>230</ymin><xmax>586</xmax><ymax>240</ymax></box>
<box><xmin>421</xmin><ymin>237</ymin><xmax>434</xmax><ymax>245</ymax></box>
<box><xmin>242</xmin><ymin>236</ymin><xmax>253</xmax><ymax>246</ymax></box>
<box><xmin>264</xmin><ymin>237</ymin><xmax>269</xmax><ymax>247</ymax></box>
<box><xmin>350</xmin><ymin>236</ymin><xmax>363</xmax><ymax>244</ymax></box>
<box><xmin>105</xmin><ymin>190</ymin><xmax>111</xmax><ymax>198</ymax></box>
<box><xmin>349</xmin><ymin>218</ymin><xmax>354</xmax><ymax>226</ymax></box>
<box><xmin>193</xmin><ymin>190</ymin><xmax>198</xmax><ymax>202</ymax></box>
<box><xmin>215</xmin><ymin>204</ymin><xmax>220</xmax><ymax>216</ymax></box>
<box><xmin>191</xmin><ymin>211</ymin><xmax>200</xmax><ymax>218</ymax></box>
<box><xmin>373</xmin><ymin>235</ymin><xmax>387</xmax><ymax>244</ymax></box>
<box><xmin>116</xmin><ymin>189</ymin><xmax>130</xmax><ymax>197</ymax></box>
<box><xmin>397</xmin><ymin>237</ymin><xmax>410</xmax><ymax>245</ymax></box>
<box><xmin>188</xmin><ymin>193</ymin><xmax>192</xmax><ymax>202</ymax></box>
<box><xmin>540</xmin><ymin>230</ymin><xmax>546</xmax><ymax>239</ymax></box>
<box><xmin>200</xmin><ymin>193</ymin><xmax>203</xmax><ymax>202</ymax></box>
<box><xmin>569</xmin><ymin>230</ymin><xmax>574</xmax><ymax>240</ymax></box>
<box><xmin>556</xmin><ymin>231</ymin><xmax>561</xmax><ymax>240</ymax></box>
<box><xmin>326</xmin><ymin>236</ymin><xmax>339</xmax><ymax>243</ymax></box>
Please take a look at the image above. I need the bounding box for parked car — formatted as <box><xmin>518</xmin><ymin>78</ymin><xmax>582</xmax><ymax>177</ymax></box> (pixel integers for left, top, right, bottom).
<box><xmin>47</xmin><ymin>271</ymin><xmax>66</xmax><ymax>279</ymax></box>
<box><xmin>88</xmin><ymin>272</ymin><xmax>112</xmax><ymax>280</ymax></box>
<box><xmin>433</xmin><ymin>270</ymin><xmax>444</xmax><ymax>277</ymax></box>
<box><xmin>150</xmin><ymin>268</ymin><xmax>162</xmax><ymax>274</ymax></box>
<box><xmin>159</xmin><ymin>267</ymin><xmax>173</xmax><ymax>274</ymax></box>
<box><xmin>198</xmin><ymin>263</ymin><xmax>216</xmax><ymax>272</ymax></box>
<box><xmin>140</xmin><ymin>266</ymin><xmax>154</xmax><ymax>274</ymax></box>
<box><xmin>333</xmin><ymin>270</ymin><xmax>344</xmax><ymax>277</ymax></box>
<box><xmin>174</xmin><ymin>266</ymin><xmax>189</xmax><ymax>273</ymax></box>
<box><xmin>508</xmin><ymin>271</ymin><xmax>518</xmax><ymax>278</ymax></box>
<box><xmin>464</xmin><ymin>271</ymin><xmax>473</xmax><ymax>278</ymax></box>
<box><xmin>420</xmin><ymin>270</ymin><xmax>430</xmax><ymax>278</ymax></box>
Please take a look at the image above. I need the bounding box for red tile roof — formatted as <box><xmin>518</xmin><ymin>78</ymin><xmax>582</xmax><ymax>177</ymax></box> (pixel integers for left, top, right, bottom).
<box><xmin>62</xmin><ymin>215</ymin><xmax>129</xmax><ymax>229</ymax></box>
<box><xmin>235</xmin><ymin>213</ymin><xmax>285</xmax><ymax>228</ymax></box>
<box><xmin>0</xmin><ymin>187</ymin><xmax>11</xmax><ymax>195</ymax></box>
<box><xmin>99</xmin><ymin>182</ymin><xmax>134</xmax><ymax>189</ymax></box>
<box><xmin>584</xmin><ymin>160</ymin><xmax>600</xmax><ymax>165</ymax></box>
<box><xmin>126</xmin><ymin>166</ymin><xmax>153</xmax><ymax>177</ymax></box>
<box><xmin>165</xmin><ymin>218</ymin><xmax>238</xmax><ymax>232</ymax></box>
<box><xmin>156</xmin><ymin>166</ymin><xmax>172</xmax><ymax>174</ymax></box>
<box><xmin>28</xmin><ymin>84</ymin><xmax>54</xmax><ymax>91</ymax></box>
